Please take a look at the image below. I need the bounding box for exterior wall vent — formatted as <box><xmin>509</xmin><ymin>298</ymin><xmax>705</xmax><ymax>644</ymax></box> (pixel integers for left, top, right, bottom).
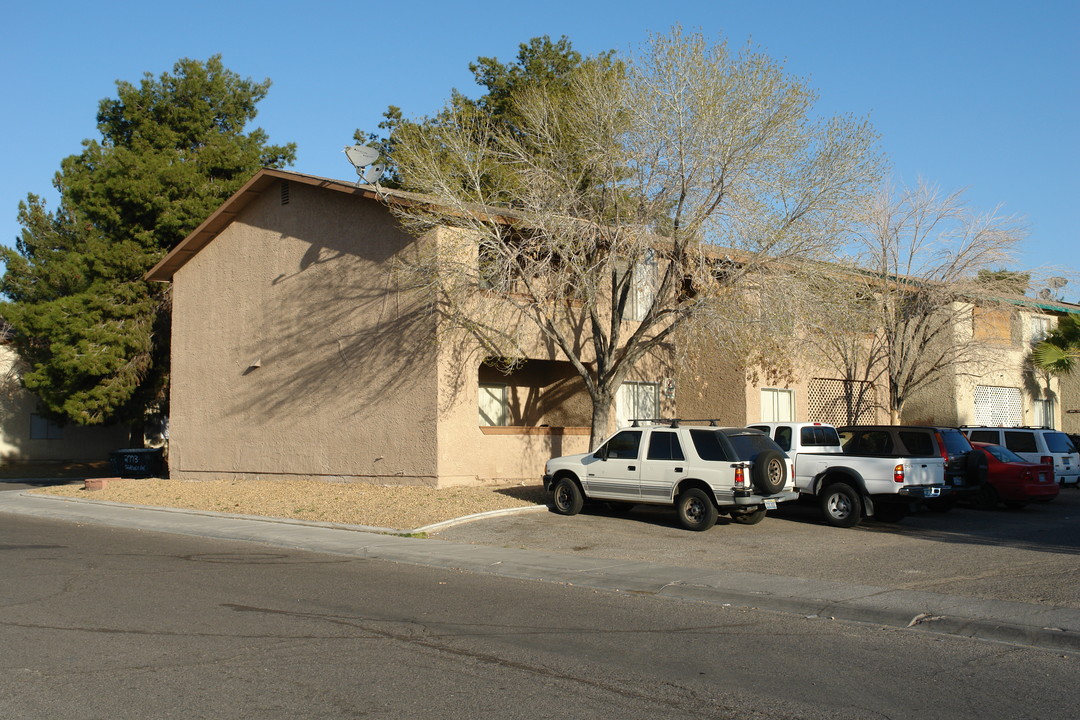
<box><xmin>280</xmin><ymin>180</ymin><xmax>290</xmax><ymax>205</ymax></box>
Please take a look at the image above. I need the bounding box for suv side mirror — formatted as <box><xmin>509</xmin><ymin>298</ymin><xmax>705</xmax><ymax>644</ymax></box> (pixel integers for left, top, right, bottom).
<box><xmin>593</xmin><ymin>446</ymin><xmax>608</xmax><ymax>461</ymax></box>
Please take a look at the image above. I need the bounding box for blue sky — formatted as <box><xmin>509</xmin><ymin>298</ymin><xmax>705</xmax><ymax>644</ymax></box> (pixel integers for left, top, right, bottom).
<box><xmin>5</xmin><ymin>0</ymin><xmax>1078</xmax><ymax>298</ymax></box>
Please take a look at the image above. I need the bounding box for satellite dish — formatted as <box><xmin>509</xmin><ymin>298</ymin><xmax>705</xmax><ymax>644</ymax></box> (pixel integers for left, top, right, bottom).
<box><xmin>362</xmin><ymin>163</ymin><xmax>385</xmax><ymax>185</ymax></box>
<box><xmin>344</xmin><ymin>145</ymin><xmax>380</xmax><ymax>168</ymax></box>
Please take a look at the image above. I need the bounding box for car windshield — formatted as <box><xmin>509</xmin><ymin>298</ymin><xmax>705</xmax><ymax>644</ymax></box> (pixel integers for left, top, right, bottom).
<box><xmin>983</xmin><ymin>444</ymin><xmax>1027</xmax><ymax>464</ymax></box>
<box><xmin>1044</xmin><ymin>432</ymin><xmax>1077</xmax><ymax>454</ymax></box>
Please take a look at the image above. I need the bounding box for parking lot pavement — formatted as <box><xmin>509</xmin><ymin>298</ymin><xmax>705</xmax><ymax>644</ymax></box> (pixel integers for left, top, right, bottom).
<box><xmin>432</xmin><ymin>487</ymin><xmax>1080</xmax><ymax>609</ymax></box>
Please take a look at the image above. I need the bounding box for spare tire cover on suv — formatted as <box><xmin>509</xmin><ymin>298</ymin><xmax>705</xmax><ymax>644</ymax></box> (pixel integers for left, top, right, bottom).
<box><xmin>751</xmin><ymin>450</ymin><xmax>787</xmax><ymax>495</ymax></box>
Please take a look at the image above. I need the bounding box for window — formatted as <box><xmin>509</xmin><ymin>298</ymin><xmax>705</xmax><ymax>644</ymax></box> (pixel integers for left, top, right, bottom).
<box><xmin>968</xmin><ymin>430</ymin><xmax>999</xmax><ymax>445</ymax></box>
<box><xmin>898</xmin><ymin>431</ymin><xmax>935</xmax><ymax>457</ymax></box>
<box><xmin>30</xmin><ymin>414</ymin><xmax>63</xmax><ymax>440</ymax></box>
<box><xmin>647</xmin><ymin>431</ymin><xmax>685</xmax><ymax>461</ymax></box>
<box><xmin>625</xmin><ymin>251</ymin><xmax>657</xmax><ymax>322</ymax></box>
<box><xmin>689</xmin><ymin>429</ymin><xmax>730</xmax><ymax>461</ymax></box>
<box><xmin>478</xmin><ymin>384</ymin><xmax>508</xmax><ymax>426</ymax></box>
<box><xmin>839</xmin><ymin>430</ymin><xmax>893</xmax><ymax>455</ymax></box>
<box><xmin>760</xmin><ymin>388</ymin><xmax>795</xmax><ymax>422</ymax></box>
<box><xmin>599</xmin><ymin>431</ymin><xmax>642</xmax><ymax>460</ymax></box>
<box><xmin>773</xmin><ymin>426</ymin><xmax>792</xmax><ymax>451</ymax></box>
<box><xmin>616</xmin><ymin>382</ymin><xmax>659</xmax><ymax>428</ymax></box>
<box><xmin>972</xmin><ymin>307</ymin><xmax>1014</xmax><ymax>344</ymax></box>
<box><xmin>1003</xmin><ymin>431</ymin><xmax>1038</xmax><ymax>454</ymax></box>
<box><xmin>1032</xmin><ymin>398</ymin><xmax>1054</xmax><ymax>429</ymax></box>
<box><xmin>1045</xmin><ymin>432</ymin><xmax>1076</xmax><ymax>453</ymax></box>
<box><xmin>801</xmin><ymin>425</ymin><xmax>841</xmax><ymax>447</ymax></box>
<box><xmin>1030</xmin><ymin>315</ymin><xmax>1052</xmax><ymax>344</ymax></box>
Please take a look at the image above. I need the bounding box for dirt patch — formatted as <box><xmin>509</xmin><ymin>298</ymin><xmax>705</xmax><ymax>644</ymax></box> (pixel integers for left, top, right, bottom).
<box><xmin>32</xmin><ymin>478</ymin><xmax>550</xmax><ymax>531</ymax></box>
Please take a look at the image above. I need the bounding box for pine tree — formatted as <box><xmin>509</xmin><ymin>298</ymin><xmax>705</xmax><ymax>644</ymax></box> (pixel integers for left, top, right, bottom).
<box><xmin>1</xmin><ymin>55</ymin><xmax>295</xmax><ymax>432</ymax></box>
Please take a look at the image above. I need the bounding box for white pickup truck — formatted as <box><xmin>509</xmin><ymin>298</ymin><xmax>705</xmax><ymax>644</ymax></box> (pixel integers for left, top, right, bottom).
<box><xmin>749</xmin><ymin>422</ymin><xmax>948</xmax><ymax>527</ymax></box>
<box><xmin>543</xmin><ymin>422</ymin><xmax>798</xmax><ymax>531</ymax></box>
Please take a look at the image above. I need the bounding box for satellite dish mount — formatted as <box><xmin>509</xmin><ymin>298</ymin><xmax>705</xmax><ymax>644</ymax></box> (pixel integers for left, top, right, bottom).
<box><xmin>343</xmin><ymin>145</ymin><xmax>385</xmax><ymax>187</ymax></box>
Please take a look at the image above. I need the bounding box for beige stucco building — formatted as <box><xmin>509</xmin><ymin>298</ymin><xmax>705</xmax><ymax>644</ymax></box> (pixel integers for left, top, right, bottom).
<box><xmin>148</xmin><ymin>169</ymin><xmax>698</xmax><ymax>486</ymax></box>
<box><xmin>744</xmin><ymin>298</ymin><xmax>1080</xmax><ymax>431</ymax></box>
<box><xmin>148</xmin><ymin>168</ymin><xmax>1079</xmax><ymax>486</ymax></box>
<box><xmin>0</xmin><ymin>344</ymin><xmax>129</xmax><ymax>463</ymax></box>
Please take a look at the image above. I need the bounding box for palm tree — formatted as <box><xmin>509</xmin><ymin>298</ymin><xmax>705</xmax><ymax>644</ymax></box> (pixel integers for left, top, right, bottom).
<box><xmin>1032</xmin><ymin>315</ymin><xmax>1080</xmax><ymax>374</ymax></box>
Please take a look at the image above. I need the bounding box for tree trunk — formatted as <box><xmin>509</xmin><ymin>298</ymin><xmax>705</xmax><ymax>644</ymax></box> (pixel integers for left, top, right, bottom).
<box><xmin>589</xmin><ymin>391</ymin><xmax>615</xmax><ymax>450</ymax></box>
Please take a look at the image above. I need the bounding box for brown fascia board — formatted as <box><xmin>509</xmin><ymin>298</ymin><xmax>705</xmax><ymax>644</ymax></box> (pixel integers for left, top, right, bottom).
<box><xmin>144</xmin><ymin>168</ymin><xmax>465</xmax><ymax>282</ymax></box>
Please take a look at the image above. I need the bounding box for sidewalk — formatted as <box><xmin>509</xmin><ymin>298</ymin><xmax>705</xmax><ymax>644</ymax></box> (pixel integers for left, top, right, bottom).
<box><xmin>2</xmin><ymin>490</ymin><xmax>1078</xmax><ymax>654</ymax></box>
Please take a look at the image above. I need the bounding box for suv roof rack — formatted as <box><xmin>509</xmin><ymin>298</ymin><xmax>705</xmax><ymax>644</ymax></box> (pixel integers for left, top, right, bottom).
<box><xmin>629</xmin><ymin>418</ymin><xmax>724</xmax><ymax>428</ymax></box>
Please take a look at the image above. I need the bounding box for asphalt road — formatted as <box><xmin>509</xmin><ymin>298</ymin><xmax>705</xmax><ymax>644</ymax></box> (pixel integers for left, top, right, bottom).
<box><xmin>2</xmin><ymin>514</ymin><xmax>1077</xmax><ymax>719</ymax></box>
<box><xmin>435</xmin><ymin>487</ymin><xmax>1080</xmax><ymax>608</ymax></box>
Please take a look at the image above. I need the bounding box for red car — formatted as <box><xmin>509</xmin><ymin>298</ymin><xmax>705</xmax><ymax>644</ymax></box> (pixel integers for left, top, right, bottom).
<box><xmin>970</xmin><ymin>442</ymin><xmax>1059</xmax><ymax>509</ymax></box>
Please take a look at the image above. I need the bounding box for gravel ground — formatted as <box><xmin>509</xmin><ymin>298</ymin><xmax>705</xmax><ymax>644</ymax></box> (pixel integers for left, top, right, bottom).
<box><xmin>32</xmin><ymin>479</ymin><xmax>550</xmax><ymax>531</ymax></box>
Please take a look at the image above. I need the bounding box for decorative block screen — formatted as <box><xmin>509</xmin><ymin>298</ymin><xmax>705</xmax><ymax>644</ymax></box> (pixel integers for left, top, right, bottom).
<box><xmin>808</xmin><ymin>378</ymin><xmax>876</xmax><ymax>426</ymax></box>
<box><xmin>973</xmin><ymin>385</ymin><xmax>1022</xmax><ymax>426</ymax></box>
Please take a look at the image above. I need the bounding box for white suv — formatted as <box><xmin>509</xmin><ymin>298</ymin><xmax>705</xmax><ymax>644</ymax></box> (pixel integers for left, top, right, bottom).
<box><xmin>961</xmin><ymin>427</ymin><xmax>1079</xmax><ymax>486</ymax></box>
<box><xmin>543</xmin><ymin>423</ymin><xmax>797</xmax><ymax>531</ymax></box>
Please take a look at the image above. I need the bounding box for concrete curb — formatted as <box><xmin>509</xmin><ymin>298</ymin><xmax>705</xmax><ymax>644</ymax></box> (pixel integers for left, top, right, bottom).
<box><xmin>2</xmin><ymin>491</ymin><xmax>1077</xmax><ymax>654</ymax></box>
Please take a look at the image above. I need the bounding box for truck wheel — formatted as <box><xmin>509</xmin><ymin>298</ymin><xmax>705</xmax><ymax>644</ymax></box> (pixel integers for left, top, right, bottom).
<box><xmin>551</xmin><ymin>477</ymin><xmax>584</xmax><ymax>516</ymax></box>
<box><xmin>751</xmin><ymin>450</ymin><xmax>787</xmax><ymax>494</ymax></box>
<box><xmin>731</xmin><ymin>507</ymin><xmax>767</xmax><ymax>525</ymax></box>
<box><xmin>819</xmin><ymin>483</ymin><xmax>861</xmax><ymax>528</ymax></box>
<box><xmin>676</xmin><ymin>488</ymin><xmax>718</xmax><ymax>531</ymax></box>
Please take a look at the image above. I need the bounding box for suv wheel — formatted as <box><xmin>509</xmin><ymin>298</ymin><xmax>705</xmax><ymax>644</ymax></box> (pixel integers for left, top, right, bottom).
<box><xmin>819</xmin><ymin>482</ymin><xmax>861</xmax><ymax>528</ymax></box>
<box><xmin>551</xmin><ymin>477</ymin><xmax>584</xmax><ymax>516</ymax></box>
<box><xmin>676</xmin><ymin>488</ymin><xmax>718</xmax><ymax>531</ymax></box>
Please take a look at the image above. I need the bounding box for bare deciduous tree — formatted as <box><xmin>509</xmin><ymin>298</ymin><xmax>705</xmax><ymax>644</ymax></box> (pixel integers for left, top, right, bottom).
<box><xmin>386</xmin><ymin>27</ymin><xmax>884</xmax><ymax>444</ymax></box>
<box><xmin>809</xmin><ymin>180</ymin><xmax>1027</xmax><ymax>424</ymax></box>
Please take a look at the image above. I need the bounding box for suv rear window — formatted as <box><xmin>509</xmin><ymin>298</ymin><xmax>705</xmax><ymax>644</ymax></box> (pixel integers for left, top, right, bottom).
<box><xmin>938</xmin><ymin>429</ymin><xmax>973</xmax><ymax>455</ymax></box>
<box><xmin>1044</xmin><ymin>432</ymin><xmax>1077</xmax><ymax>454</ymax></box>
<box><xmin>726</xmin><ymin>432</ymin><xmax>780</xmax><ymax>460</ymax></box>
<box><xmin>1004</xmin><ymin>431</ymin><xmax>1038</xmax><ymax>454</ymax></box>
<box><xmin>689</xmin><ymin>429</ymin><xmax>730</xmax><ymax>462</ymax></box>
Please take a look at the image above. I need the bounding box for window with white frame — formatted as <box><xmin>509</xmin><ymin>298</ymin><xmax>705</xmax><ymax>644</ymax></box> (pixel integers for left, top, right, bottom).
<box><xmin>1030</xmin><ymin>315</ymin><xmax>1052</xmax><ymax>344</ymax></box>
<box><xmin>625</xmin><ymin>251</ymin><xmax>657</xmax><ymax>322</ymax></box>
<box><xmin>760</xmin><ymin>388</ymin><xmax>795</xmax><ymax>422</ymax></box>
<box><xmin>617</xmin><ymin>382</ymin><xmax>659</xmax><ymax>428</ymax></box>
<box><xmin>478</xmin><ymin>383</ymin><xmax>508</xmax><ymax>426</ymax></box>
<box><xmin>1032</xmin><ymin>398</ymin><xmax>1055</xmax><ymax>429</ymax></box>
<box><xmin>30</xmin><ymin>414</ymin><xmax>64</xmax><ymax>440</ymax></box>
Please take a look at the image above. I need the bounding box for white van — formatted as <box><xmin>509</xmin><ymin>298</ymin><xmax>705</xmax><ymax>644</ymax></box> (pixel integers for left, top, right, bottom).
<box><xmin>961</xmin><ymin>427</ymin><xmax>1079</xmax><ymax>486</ymax></box>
